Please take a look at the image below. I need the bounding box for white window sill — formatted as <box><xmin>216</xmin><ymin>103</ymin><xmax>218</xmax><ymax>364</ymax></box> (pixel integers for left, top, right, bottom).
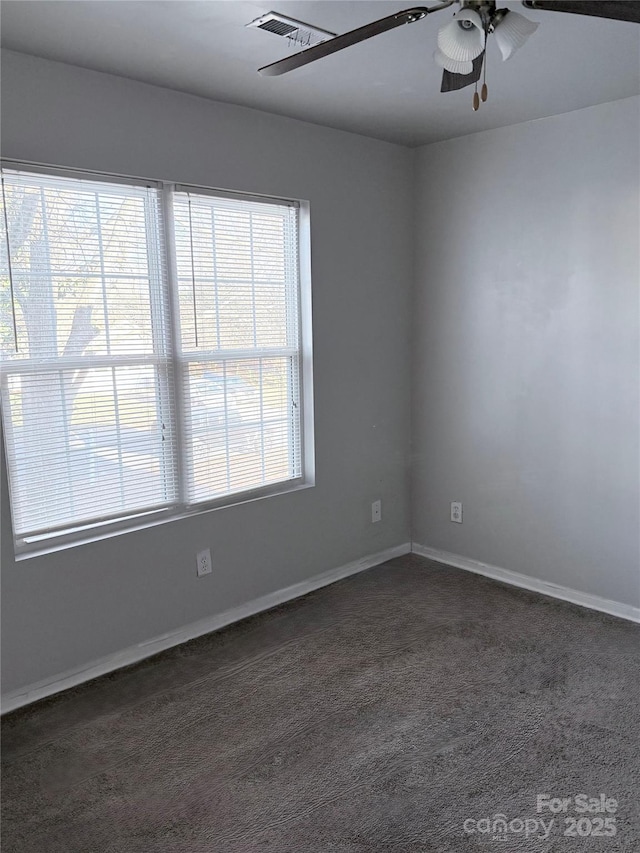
<box><xmin>13</xmin><ymin>479</ymin><xmax>315</xmax><ymax>561</ymax></box>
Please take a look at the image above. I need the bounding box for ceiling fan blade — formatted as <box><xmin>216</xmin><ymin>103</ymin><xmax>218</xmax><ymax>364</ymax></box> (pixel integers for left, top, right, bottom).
<box><xmin>258</xmin><ymin>3</ymin><xmax>455</xmax><ymax>76</ymax></box>
<box><xmin>440</xmin><ymin>53</ymin><xmax>484</xmax><ymax>92</ymax></box>
<box><xmin>522</xmin><ymin>1</ymin><xmax>640</xmax><ymax>23</ymax></box>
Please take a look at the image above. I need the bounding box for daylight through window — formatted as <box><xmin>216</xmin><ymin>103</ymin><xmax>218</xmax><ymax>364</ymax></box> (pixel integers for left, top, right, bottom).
<box><xmin>0</xmin><ymin>167</ymin><xmax>308</xmax><ymax>552</ymax></box>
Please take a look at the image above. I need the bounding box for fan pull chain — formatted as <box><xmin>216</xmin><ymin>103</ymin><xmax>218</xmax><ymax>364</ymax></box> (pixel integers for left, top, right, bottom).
<box><xmin>481</xmin><ymin>49</ymin><xmax>488</xmax><ymax>103</ymax></box>
<box><xmin>473</xmin><ymin>50</ymin><xmax>488</xmax><ymax>111</ymax></box>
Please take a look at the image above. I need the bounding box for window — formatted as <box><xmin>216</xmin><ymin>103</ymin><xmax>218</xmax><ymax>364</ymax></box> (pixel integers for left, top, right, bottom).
<box><xmin>0</xmin><ymin>166</ymin><xmax>312</xmax><ymax>554</ymax></box>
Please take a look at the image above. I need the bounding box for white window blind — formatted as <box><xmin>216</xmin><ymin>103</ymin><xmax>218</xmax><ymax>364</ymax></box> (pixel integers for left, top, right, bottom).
<box><xmin>172</xmin><ymin>190</ymin><xmax>302</xmax><ymax>504</ymax></box>
<box><xmin>0</xmin><ymin>167</ymin><xmax>307</xmax><ymax>552</ymax></box>
<box><xmin>0</xmin><ymin>170</ymin><xmax>175</xmax><ymax>540</ymax></box>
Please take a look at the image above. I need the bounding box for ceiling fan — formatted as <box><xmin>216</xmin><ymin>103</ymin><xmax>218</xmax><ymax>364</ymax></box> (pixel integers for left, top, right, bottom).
<box><xmin>258</xmin><ymin>1</ymin><xmax>640</xmax><ymax>110</ymax></box>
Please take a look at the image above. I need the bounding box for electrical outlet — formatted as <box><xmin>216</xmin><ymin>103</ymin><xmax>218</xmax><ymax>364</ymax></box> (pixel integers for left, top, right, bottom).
<box><xmin>372</xmin><ymin>499</ymin><xmax>382</xmax><ymax>523</ymax></box>
<box><xmin>196</xmin><ymin>548</ymin><xmax>212</xmax><ymax>577</ymax></box>
<box><xmin>450</xmin><ymin>502</ymin><xmax>462</xmax><ymax>524</ymax></box>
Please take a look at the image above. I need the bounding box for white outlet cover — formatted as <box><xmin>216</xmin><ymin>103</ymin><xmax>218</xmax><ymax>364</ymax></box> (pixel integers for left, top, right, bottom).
<box><xmin>196</xmin><ymin>548</ymin><xmax>212</xmax><ymax>576</ymax></box>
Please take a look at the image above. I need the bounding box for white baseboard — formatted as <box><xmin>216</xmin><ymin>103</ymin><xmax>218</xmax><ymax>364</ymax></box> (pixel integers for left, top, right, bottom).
<box><xmin>2</xmin><ymin>542</ymin><xmax>411</xmax><ymax>715</ymax></box>
<box><xmin>412</xmin><ymin>543</ymin><xmax>640</xmax><ymax>624</ymax></box>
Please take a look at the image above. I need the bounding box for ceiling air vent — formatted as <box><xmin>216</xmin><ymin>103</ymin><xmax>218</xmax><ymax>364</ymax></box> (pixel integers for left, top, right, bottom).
<box><xmin>247</xmin><ymin>12</ymin><xmax>336</xmax><ymax>48</ymax></box>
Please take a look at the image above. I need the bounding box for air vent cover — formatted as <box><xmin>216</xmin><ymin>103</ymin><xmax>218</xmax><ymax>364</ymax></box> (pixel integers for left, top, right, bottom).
<box><xmin>247</xmin><ymin>12</ymin><xmax>336</xmax><ymax>48</ymax></box>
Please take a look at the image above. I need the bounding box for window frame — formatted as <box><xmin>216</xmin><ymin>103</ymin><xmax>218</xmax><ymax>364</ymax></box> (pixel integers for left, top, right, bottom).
<box><xmin>0</xmin><ymin>160</ymin><xmax>315</xmax><ymax>559</ymax></box>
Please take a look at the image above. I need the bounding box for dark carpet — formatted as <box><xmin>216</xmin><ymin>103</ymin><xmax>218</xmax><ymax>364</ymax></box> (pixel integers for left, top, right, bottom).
<box><xmin>2</xmin><ymin>554</ymin><xmax>639</xmax><ymax>852</ymax></box>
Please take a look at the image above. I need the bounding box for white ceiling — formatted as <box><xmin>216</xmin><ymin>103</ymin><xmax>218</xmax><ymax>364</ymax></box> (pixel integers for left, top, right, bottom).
<box><xmin>1</xmin><ymin>0</ymin><xmax>639</xmax><ymax>146</ymax></box>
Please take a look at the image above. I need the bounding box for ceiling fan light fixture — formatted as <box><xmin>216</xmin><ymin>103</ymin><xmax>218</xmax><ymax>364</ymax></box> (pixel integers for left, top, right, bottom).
<box><xmin>437</xmin><ymin>8</ymin><xmax>486</xmax><ymax>63</ymax></box>
<box><xmin>493</xmin><ymin>10</ymin><xmax>539</xmax><ymax>61</ymax></box>
<box><xmin>433</xmin><ymin>48</ymin><xmax>474</xmax><ymax>75</ymax></box>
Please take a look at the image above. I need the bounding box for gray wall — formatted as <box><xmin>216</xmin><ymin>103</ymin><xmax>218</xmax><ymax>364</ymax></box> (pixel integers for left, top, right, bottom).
<box><xmin>412</xmin><ymin>97</ymin><xmax>640</xmax><ymax>607</ymax></box>
<box><xmin>0</xmin><ymin>51</ymin><xmax>413</xmax><ymax>695</ymax></box>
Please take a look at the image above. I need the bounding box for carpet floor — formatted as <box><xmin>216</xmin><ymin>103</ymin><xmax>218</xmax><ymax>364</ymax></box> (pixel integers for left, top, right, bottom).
<box><xmin>2</xmin><ymin>554</ymin><xmax>639</xmax><ymax>852</ymax></box>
